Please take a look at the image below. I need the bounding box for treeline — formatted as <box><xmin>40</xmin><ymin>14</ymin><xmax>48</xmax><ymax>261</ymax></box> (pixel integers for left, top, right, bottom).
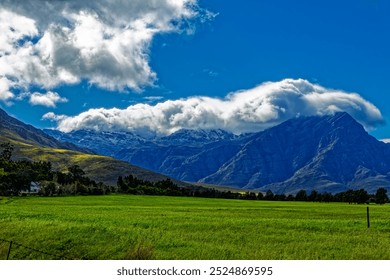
<box><xmin>116</xmin><ymin>174</ymin><xmax>389</xmax><ymax>204</ymax></box>
<box><xmin>256</xmin><ymin>188</ymin><xmax>389</xmax><ymax>205</ymax></box>
<box><xmin>0</xmin><ymin>143</ymin><xmax>112</xmax><ymax>196</ymax></box>
<box><xmin>117</xmin><ymin>175</ymin><xmax>185</xmax><ymax>196</ymax></box>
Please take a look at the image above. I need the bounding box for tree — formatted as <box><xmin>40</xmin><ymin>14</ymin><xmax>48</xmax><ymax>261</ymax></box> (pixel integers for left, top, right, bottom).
<box><xmin>68</xmin><ymin>165</ymin><xmax>85</xmax><ymax>180</ymax></box>
<box><xmin>264</xmin><ymin>190</ymin><xmax>274</xmax><ymax>200</ymax></box>
<box><xmin>355</xmin><ymin>189</ymin><xmax>369</xmax><ymax>204</ymax></box>
<box><xmin>319</xmin><ymin>192</ymin><xmax>333</xmax><ymax>203</ymax></box>
<box><xmin>295</xmin><ymin>189</ymin><xmax>307</xmax><ymax>201</ymax></box>
<box><xmin>308</xmin><ymin>190</ymin><xmax>319</xmax><ymax>202</ymax></box>
<box><xmin>344</xmin><ymin>189</ymin><xmax>355</xmax><ymax>204</ymax></box>
<box><xmin>274</xmin><ymin>193</ymin><xmax>286</xmax><ymax>201</ymax></box>
<box><xmin>32</xmin><ymin>161</ymin><xmax>53</xmax><ymax>181</ymax></box>
<box><xmin>243</xmin><ymin>192</ymin><xmax>257</xmax><ymax>200</ymax></box>
<box><xmin>375</xmin><ymin>188</ymin><xmax>389</xmax><ymax>205</ymax></box>
<box><xmin>40</xmin><ymin>182</ymin><xmax>56</xmax><ymax>196</ymax></box>
<box><xmin>117</xmin><ymin>176</ymin><xmax>127</xmax><ymax>192</ymax></box>
<box><xmin>0</xmin><ymin>142</ymin><xmax>14</xmax><ymax>161</ymax></box>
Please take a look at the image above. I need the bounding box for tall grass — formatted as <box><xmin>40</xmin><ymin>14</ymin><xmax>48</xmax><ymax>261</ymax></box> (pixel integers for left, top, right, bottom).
<box><xmin>1</xmin><ymin>195</ymin><xmax>389</xmax><ymax>259</ymax></box>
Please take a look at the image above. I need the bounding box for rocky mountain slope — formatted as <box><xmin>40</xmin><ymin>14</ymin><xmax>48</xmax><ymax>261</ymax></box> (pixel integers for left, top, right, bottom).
<box><xmin>200</xmin><ymin>113</ymin><xmax>390</xmax><ymax>193</ymax></box>
<box><xmin>45</xmin><ymin>112</ymin><xmax>390</xmax><ymax>193</ymax></box>
<box><xmin>0</xmin><ymin>109</ymin><xmax>88</xmax><ymax>152</ymax></box>
<box><xmin>0</xmin><ymin>108</ymin><xmax>186</xmax><ymax>186</ymax></box>
<box><xmin>44</xmin><ymin>128</ymin><xmax>241</xmax><ymax>182</ymax></box>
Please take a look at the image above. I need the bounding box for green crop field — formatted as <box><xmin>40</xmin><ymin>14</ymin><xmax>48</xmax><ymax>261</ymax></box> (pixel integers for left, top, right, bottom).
<box><xmin>0</xmin><ymin>195</ymin><xmax>389</xmax><ymax>260</ymax></box>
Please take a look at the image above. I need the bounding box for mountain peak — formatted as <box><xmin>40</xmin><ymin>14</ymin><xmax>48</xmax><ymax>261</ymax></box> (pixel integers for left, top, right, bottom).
<box><xmin>41</xmin><ymin>112</ymin><xmax>390</xmax><ymax>194</ymax></box>
<box><xmin>199</xmin><ymin>113</ymin><xmax>389</xmax><ymax>193</ymax></box>
<box><xmin>326</xmin><ymin>111</ymin><xmax>358</xmax><ymax>125</ymax></box>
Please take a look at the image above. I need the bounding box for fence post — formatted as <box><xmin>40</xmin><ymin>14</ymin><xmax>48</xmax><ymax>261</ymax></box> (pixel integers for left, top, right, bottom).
<box><xmin>367</xmin><ymin>206</ymin><xmax>370</xmax><ymax>228</ymax></box>
<box><xmin>6</xmin><ymin>240</ymin><xmax>13</xmax><ymax>260</ymax></box>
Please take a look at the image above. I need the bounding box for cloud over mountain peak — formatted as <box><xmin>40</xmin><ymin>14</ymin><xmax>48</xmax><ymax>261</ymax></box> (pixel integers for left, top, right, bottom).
<box><xmin>43</xmin><ymin>79</ymin><xmax>383</xmax><ymax>135</ymax></box>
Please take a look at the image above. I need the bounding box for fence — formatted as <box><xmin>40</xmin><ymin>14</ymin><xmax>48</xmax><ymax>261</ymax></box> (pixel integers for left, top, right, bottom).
<box><xmin>0</xmin><ymin>238</ymin><xmax>67</xmax><ymax>260</ymax></box>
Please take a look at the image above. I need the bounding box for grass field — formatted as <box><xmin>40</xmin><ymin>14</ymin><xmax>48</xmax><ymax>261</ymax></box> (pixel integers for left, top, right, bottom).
<box><xmin>0</xmin><ymin>195</ymin><xmax>389</xmax><ymax>260</ymax></box>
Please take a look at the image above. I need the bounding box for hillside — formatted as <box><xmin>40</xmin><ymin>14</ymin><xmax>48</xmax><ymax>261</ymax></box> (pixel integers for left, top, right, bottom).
<box><xmin>46</xmin><ymin>112</ymin><xmax>390</xmax><ymax>194</ymax></box>
<box><xmin>0</xmin><ymin>108</ymin><xmax>187</xmax><ymax>187</ymax></box>
<box><xmin>0</xmin><ymin>109</ymin><xmax>88</xmax><ymax>152</ymax></box>
<box><xmin>201</xmin><ymin>113</ymin><xmax>390</xmax><ymax>193</ymax></box>
<box><xmin>45</xmin><ymin>127</ymin><xmax>247</xmax><ymax>182</ymax></box>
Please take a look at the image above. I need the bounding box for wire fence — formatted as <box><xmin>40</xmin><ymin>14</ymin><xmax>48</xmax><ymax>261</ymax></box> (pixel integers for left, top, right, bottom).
<box><xmin>0</xmin><ymin>238</ymin><xmax>67</xmax><ymax>260</ymax></box>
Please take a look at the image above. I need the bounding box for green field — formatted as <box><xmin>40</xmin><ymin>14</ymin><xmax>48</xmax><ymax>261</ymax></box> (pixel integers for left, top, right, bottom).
<box><xmin>1</xmin><ymin>195</ymin><xmax>389</xmax><ymax>260</ymax></box>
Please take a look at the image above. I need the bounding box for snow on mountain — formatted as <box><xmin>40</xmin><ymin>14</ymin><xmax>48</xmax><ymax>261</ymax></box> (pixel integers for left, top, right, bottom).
<box><xmin>159</xmin><ymin>128</ymin><xmax>236</xmax><ymax>146</ymax></box>
<box><xmin>44</xmin><ymin>129</ymin><xmax>148</xmax><ymax>157</ymax></box>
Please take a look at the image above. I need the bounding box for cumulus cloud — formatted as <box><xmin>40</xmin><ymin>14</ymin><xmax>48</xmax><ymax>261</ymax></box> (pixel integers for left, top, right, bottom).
<box><xmin>29</xmin><ymin>91</ymin><xmax>68</xmax><ymax>108</ymax></box>
<box><xmin>0</xmin><ymin>76</ymin><xmax>14</xmax><ymax>102</ymax></box>
<box><xmin>42</xmin><ymin>112</ymin><xmax>68</xmax><ymax>122</ymax></box>
<box><xmin>0</xmin><ymin>0</ymin><xmax>205</xmax><ymax>101</ymax></box>
<box><xmin>43</xmin><ymin>79</ymin><xmax>384</xmax><ymax>135</ymax></box>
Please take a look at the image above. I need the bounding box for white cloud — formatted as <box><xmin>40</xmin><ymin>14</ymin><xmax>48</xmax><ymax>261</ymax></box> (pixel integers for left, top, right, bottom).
<box><xmin>0</xmin><ymin>0</ymin><xmax>205</xmax><ymax>102</ymax></box>
<box><xmin>43</xmin><ymin>79</ymin><xmax>384</xmax><ymax>135</ymax></box>
<box><xmin>42</xmin><ymin>112</ymin><xmax>68</xmax><ymax>122</ymax></box>
<box><xmin>29</xmin><ymin>91</ymin><xmax>68</xmax><ymax>108</ymax></box>
<box><xmin>0</xmin><ymin>76</ymin><xmax>14</xmax><ymax>102</ymax></box>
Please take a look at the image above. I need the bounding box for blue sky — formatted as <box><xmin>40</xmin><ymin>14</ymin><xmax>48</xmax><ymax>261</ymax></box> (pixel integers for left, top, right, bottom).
<box><xmin>1</xmin><ymin>0</ymin><xmax>389</xmax><ymax>138</ymax></box>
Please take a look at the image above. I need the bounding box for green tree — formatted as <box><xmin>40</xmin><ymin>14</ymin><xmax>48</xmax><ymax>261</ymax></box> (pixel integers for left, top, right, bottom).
<box><xmin>264</xmin><ymin>190</ymin><xmax>274</xmax><ymax>200</ymax></box>
<box><xmin>0</xmin><ymin>142</ymin><xmax>14</xmax><ymax>161</ymax></box>
<box><xmin>344</xmin><ymin>189</ymin><xmax>355</xmax><ymax>204</ymax></box>
<box><xmin>375</xmin><ymin>188</ymin><xmax>389</xmax><ymax>205</ymax></box>
<box><xmin>40</xmin><ymin>182</ymin><xmax>56</xmax><ymax>196</ymax></box>
<box><xmin>355</xmin><ymin>189</ymin><xmax>369</xmax><ymax>204</ymax></box>
<box><xmin>274</xmin><ymin>194</ymin><xmax>286</xmax><ymax>201</ymax></box>
<box><xmin>117</xmin><ymin>176</ymin><xmax>127</xmax><ymax>192</ymax></box>
<box><xmin>295</xmin><ymin>189</ymin><xmax>308</xmax><ymax>201</ymax></box>
<box><xmin>68</xmin><ymin>165</ymin><xmax>85</xmax><ymax>180</ymax></box>
<box><xmin>308</xmin><ymin>190</ymin><xmax>319</xmax><ymax>202</ymax></box>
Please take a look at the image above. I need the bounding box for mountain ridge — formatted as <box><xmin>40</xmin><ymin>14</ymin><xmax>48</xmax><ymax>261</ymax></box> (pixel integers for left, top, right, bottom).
<box><xmin>0</xmin><ymin>108</ymin><xmax>188</xmax><ymax>187</ymax></box>
<box><xmin>0</xmin><ymin>108</ymin><xmax>90</xmax><ymax>153</ymax></box>
<box><xmin>200</xmin><ymin>112</ymin><xmax>390</xmax><ymax>193</ymax></box>
<box><xmin>44</xmin><ymin>112</ymin><xmax>390</xmax><ymax>194</ymax></box>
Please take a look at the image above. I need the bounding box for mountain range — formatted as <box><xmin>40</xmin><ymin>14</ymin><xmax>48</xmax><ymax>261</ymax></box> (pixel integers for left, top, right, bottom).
<box><xmin>45</xmin><ymin>112</ymin><xmax>390</xmax><ymax>194</ymax></box>
<box><xmin>0</xmin><ymin>108</ymin><xmax>187</xmax><ymax>187</ymax></box>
